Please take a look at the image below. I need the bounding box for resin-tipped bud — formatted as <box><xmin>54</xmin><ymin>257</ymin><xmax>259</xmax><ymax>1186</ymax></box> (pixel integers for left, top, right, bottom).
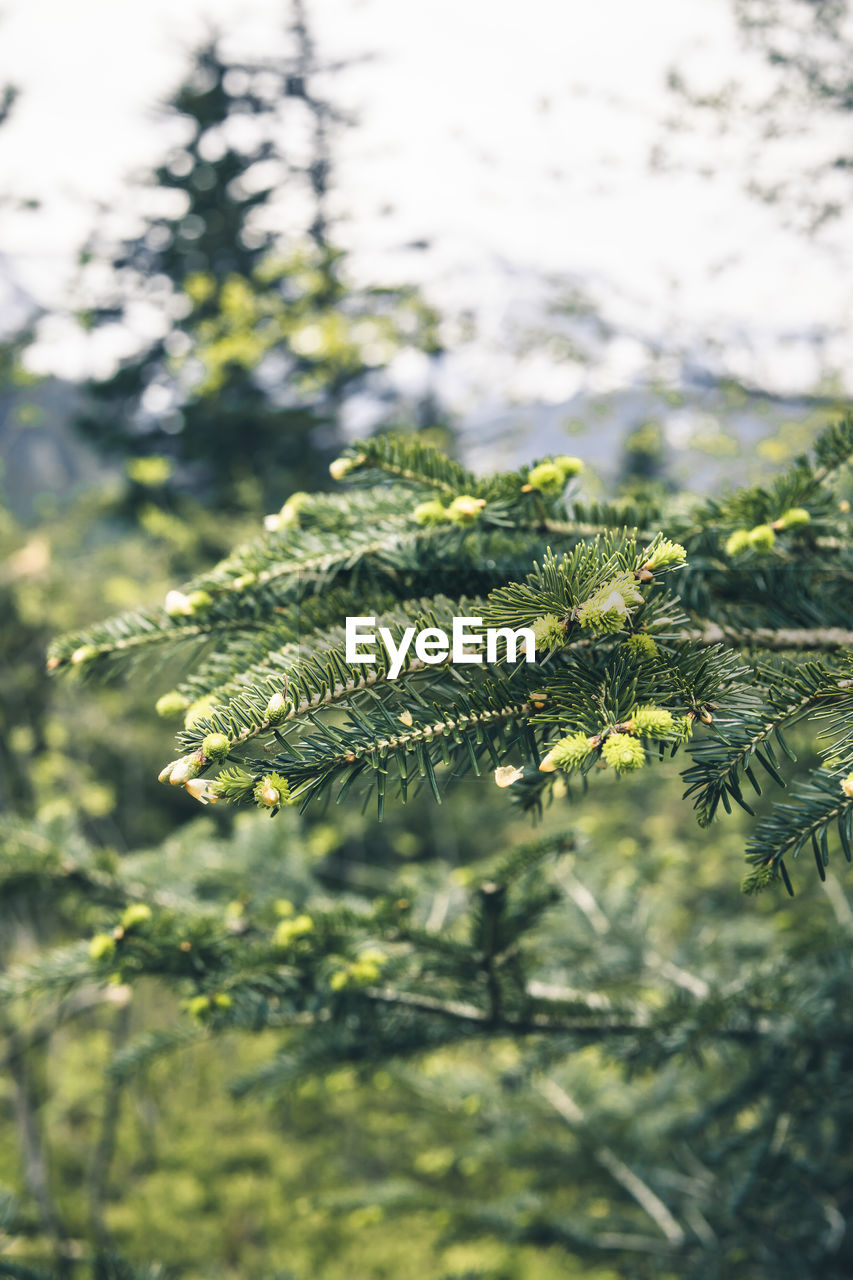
<box><xmin>169</xmin><ymin>750</ymin><xmax>205</xmax><ymax>787</ymax></box>
<box><xmin>266</xmin><ymin>691</ymin><xmax>288</xmax><ymax>724</ymax></box>
<box><xmin>71</xmin><ymin>645</ymin><xmax>99</xmax><ymax>666</ymax></box>
<box><xmin>446</xmin><ymin>495</ymin><xmax>486</xmax><ymax>524</ymax></box>
<box><xmin>775</xmin><ymin>507</ymin><xmax>811</xmax><ymax>530</ymax></box>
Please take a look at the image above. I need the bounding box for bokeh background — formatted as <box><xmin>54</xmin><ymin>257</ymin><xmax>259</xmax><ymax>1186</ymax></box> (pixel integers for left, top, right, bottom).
<box><xmin>1</xmin><ymin>1</ymin><xmax>852</xmax><ymax>1276</ymax></box>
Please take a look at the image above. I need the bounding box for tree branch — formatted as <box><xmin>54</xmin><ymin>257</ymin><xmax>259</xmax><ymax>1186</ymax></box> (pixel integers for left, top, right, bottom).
<box><xmin>537</xmin><ymin>1076</ymin><xmax>686</xmax><ymax>1247</ymax></box>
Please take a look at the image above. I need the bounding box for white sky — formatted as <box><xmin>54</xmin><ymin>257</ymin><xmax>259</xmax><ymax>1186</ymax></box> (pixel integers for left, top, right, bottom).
<box><xmin>0</xmin><ymin>0</ymin><xmax>851</xmax><ymax>411</ymax></box>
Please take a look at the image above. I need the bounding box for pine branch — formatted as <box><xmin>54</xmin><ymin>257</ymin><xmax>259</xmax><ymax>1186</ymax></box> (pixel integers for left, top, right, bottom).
<box><xmin>682</xmin><ymin>659</ymin><xmax>844</xmax><ymax>826</ymax></box>
<box><xmin>744</xmin><ymin>770</ymin><xmax>853</xmax><ymax>891</ymax></box>
<box><xmin>332</xmin><ymin>433</ymin><xmax>478</xmax><ymax>497</ymax></box>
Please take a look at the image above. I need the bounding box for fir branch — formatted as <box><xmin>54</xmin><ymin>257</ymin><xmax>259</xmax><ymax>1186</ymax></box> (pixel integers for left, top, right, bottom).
<box><xmin>331</xmin><ymin>433</ymin><xmax>478</xmax><ymax>497</ymax></box>
<box><xmin>692</xmin><ymin>624</ymin><xmax>853</xmax><ymax>651</ymax></box>
<box><xmin>744</xmin><ymin>770</ymin><xmax>853</xmax><ymax>888</ymax></box>
<box><xmin>682</xmin><ymin>660</ymin><xmax>843</xmax><ymax>826</ymax></box>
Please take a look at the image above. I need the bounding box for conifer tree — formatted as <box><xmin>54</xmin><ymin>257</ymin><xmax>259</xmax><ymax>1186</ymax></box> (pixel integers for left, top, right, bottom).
<box><xmin>8</xmin><ymin>420</ymin><xmax>853</xmax><ymax>1276</ymax></box>
<box><xmin>74</xmin><ymin>8</ymin><xmax>440</xmax><ymax>510</ymax></box>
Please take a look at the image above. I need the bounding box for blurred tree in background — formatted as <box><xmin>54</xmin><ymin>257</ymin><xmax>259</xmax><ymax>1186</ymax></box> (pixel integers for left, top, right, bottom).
<box><xmin>74</xmin><ymin>0</ymin><xmax>442</xmax><ymax>514</ymax></box>
<box><xmin>665</xmin><ymin>0</ymin><xmax>853</xmax><ymax>238</ymax></box>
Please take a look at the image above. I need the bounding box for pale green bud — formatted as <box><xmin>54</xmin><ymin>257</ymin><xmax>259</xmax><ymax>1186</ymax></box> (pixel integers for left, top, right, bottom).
<box><xmin>70</xmin><ymin>645</ymin><xmax>99</xmax><ymax>666</ymax></box>
<box><xmin>630</xmin><ymin>704</ymin><xmax>676</xmax><ymax>738</ymax></box>
<box><xmin>121</xmin><ymin>903</ymin><xmax>152</xmax><ymax>930</ymax></box>
<box><xmin>169</xmin><ymin>750</ymin><xmax>205</xmax><ymax>786</ymax></box>
<box><xmin>413</xmin><ymin>497</ymin><xmax>449</xmax><ymax>525</ymax></box>
<box><xmin>746</xmin><ymin>524</ymin><xmax>776</xmax><ymax>553</ymax></box>
<box><xmin>184</xmin><ymin>696</ymin><xmax>219</xmax><ymax>729</ymax></box>
<box><xmin>447</xmin><ymin>494</ymin><xmax>486</xmax><ymax>524</ymax></box>
<box><xmin>254</xmin><ymin>772</ymin><xmax>294</xmax><ymax>809</ymax></box>
<box><xmin>164</xmin><ymin>590</ymin><xmax>192</xmax><ymax>617</ymax></box>
<box><xmin>776</xmin><ymin>507</ymin><xmax>811</xmax><ymax>530</ymax></box>
<box><xmin>527</xmin><ymin>461</ymin><xmax>566</xmax><ymax>493</ymax></box>
<box><xmin>531</xmin><ymin>613</ymin><xmax>565</xmax><ymax>650</ymax></box>
<box><xmin>273</xmin><ymin>914</ymin><xmax>314</xmax><ymax>947</ymax></box>
<box><xmin>553</xmin><ymin>455</ymin><xmax>584</xmax><ymax>479</ymax></box>
<box><xmin>202</xmin><ymin>732</ymin><xmax>230</xmax><ymax>762</ymax></box>
<box><xmin>725</xmin><ymin>529</ymin><xmax>752</xmax><ymax>557</ymax></box>
<box><xmin>89</xmin><ymin>933</ymin><xmax>116</xmax><ymax>961</ymax></box>
<box><xmin>642</xmin><ymin>538</ymin><xmax>687</xmax><ymax>571</ymax></box>
<box><xmin>186</xmin><ymin>589</ymin><xmax>213</xmax><ymax>614</ymax></box>
<box><xmin>576</xmin><ymin>573</ymin><xmax>643</xmax><ymax>634</ymax></box>
<box><xmin>155</xmin><ymin>690</ymin><xmax>189</xmax><ymax>719</ymax></box>
<box><xmin>622</xmin><ymin>634</ymin><xmax>659</xmax><ymax>661</ymax></box>
<box><xmin>330</xmin><ymin>454</ymin><xmax>364</xmax><ymax>481</ymax></box>
<box><xmin>540</xmin><ymin>732</ymin><xmax>594</xmax><ymax>772</ymax></box>
<box><xmin>187</xmin><ymin>994</ymin><xmax>212</xmax><ymax>1019</ymax></box>
<box><xmin>602</xmin><ymin>734</ymin><xmax>646</xmax><ymax>772</ymax></box>
<box><xmin>266</xmin><ymin>691</ymin><xmax>289</xmax><ymax>724</ymax></box>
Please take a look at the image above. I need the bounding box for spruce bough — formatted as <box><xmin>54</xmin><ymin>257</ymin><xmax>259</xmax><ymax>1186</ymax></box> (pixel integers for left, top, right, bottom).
<box><xmin>51</xmin><ymin>421</ymin><xmax>853</xmax><ymax>892</ymax></box>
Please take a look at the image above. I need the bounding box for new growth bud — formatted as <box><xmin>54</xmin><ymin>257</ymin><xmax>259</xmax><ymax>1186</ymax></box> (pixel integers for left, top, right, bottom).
<box><xmin>725</xmin><ymin>524</ymin><xmax>776</xmax><ymax>556</ymax></box>
<box><xmin>164</xmin><ymin>590</ymin><xmax>191</xmax><ymax>617</ymax></box>
<box><xmin>531</xmin><ymin>613</ymin><xmax>566</xmax><ymax>651</ymax></box>
<box><xmin>540</xmin><ymin>731</ymin><xmax>595</xmax><ymax>773</ymax></box>
<box><xmin>622</xmin><ymin>634</ymin><xmax>659</xmax><ymax>661</ymax></box>
<box><xmin>201</xmin><ymin>732</ymin><xmax>231</xmax><ymax>763</ymax></box>
<box><xmin>747</xmin><ymin>524</ymin><xmax>776</xmax><ymax>552</ymax></box>
<box><xmin>641</xmin><ymin>538</ymin><xmax>687</xmax><ymax>571</ymax></box>
<box><xmin>329</xmin><ymin>454</ymin><xmax>364</xmax><ymax>481</ymax></box>
<box><xmin>155</xmin><ymin>690</ymin><xmax>189</xmax><ymax>719</ymax></box>
<box><xmin>601</xmin><ymin>734</ymin><xmax>646</xmax><ymax>772</ymax></box>
<box><xmin>121</xmin><ymin>903</ymin><xmax>152</xmax><ymax>930</ymax></box>
<box><xmin>724</xmin><ymin>530</ymin><xmax>752</xmax><ymax>557</ymax></box>
<box><xmin>526</xmin><ymin>461</ymin><xmax>565</xmax><ymax>493</ymax></box>
<box><xmin>168</xmin><ymin>750</ymin><xmax>206</xmax><ymax>786</ymax></box>
<box><xmin>184</xmin><ymin>696</ymin><xmax>219</xmax><ymax>729</ymax></box>
<box><xmin>775</xmin><ymin>507</ymin><xmax>811</xmax><ymax>530</ymax></box>
<box><xmin>630</xmin><ymin>704</ymin><xmax>676</xmax><ymax>738</ymax></box>
<box><xmin>447</xmin><ymin>495</ymin><xmax>486</xmax><ymax>524</ymax></box>
<box><xmin>185</xmin><ymin>778</ymin><xmax>220</xmax><ymax>805</ymax></box>
<box><xmin>89</xmin><ymin>933</ymin><xmax>116</xmax><ymax>961</ymax></box>
<box><xmin>525</xmin><ymin>456</ymin><xmax>583</xmax><ymax>493</ymax></box>
<box><xmin>412</xmin><ymin>497</ymin><xmax>448</xmax><ymax>525</ymax></box>
<box><xmin>254</xmin><ymin>772</ymin><xmax>295</xmax><ymax>809</ymax></box>
<box><xmin>266</xmin><ymin>691</ymin><xmax>289</xmax><ymax>724</ymax></box>
<box><xmin>576</xmin><ymin>573</ymin><xmax>643</xmax><ymax>635</ymax></box>
<box><xmin>71</xmin><ymin>645</ymin><xmax>99</xmax><ymax>666</ymax></box>
<box><xmin>273</xmin><ymin>914</ymin><xmax>314</xmax><ymax>947</ymax></box>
